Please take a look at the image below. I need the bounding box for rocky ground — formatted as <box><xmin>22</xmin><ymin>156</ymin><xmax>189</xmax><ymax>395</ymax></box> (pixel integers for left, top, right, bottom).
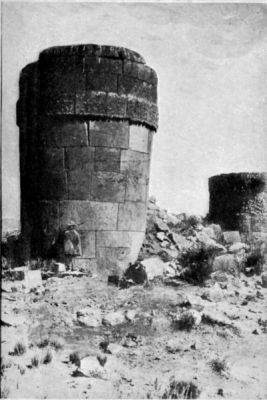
<box><xmin>1</xmin><ymin>198</ymin><xmax>267</xmax><ymax>399</ymax></box>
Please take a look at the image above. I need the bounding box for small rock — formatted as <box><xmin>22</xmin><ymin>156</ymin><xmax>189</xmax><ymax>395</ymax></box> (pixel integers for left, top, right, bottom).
<box><xmin>252</xmin><ymin>329</ymin><xmax>259</xmax><ymax>335</ymax></box>
<box><xmin>160</xmin><ymin>240</ymin><xmax>169</xmax><ymax>248</ymax></box>
<box><xmin>212</xmin><ymin>254</ymin><xmax>238</xmax><ymax>276</ymax></box>
<box><xmin>201</xmin><ymin>283</ymin><xmax>224</xmax><ymax>303</ymax></box>
<box><xmin>97</xmin><ymin>354</ymin><xmax>107</xmax><ymax>367</ymax></box>
<box><xmin>155</xmin><ymin>218</ymin><xmax>169</xmax><ymax>232</ymax></box>
<box><xmin>166</xmin><ymin>214</ymin><xmax>179</xmax><ymax>227</ymax></box>
<box><xmin>51</xmin><ymin>262</ymin><xmax>66</xmax><ymax>274</ymax></box>
<box><xmin>166</xmin><ymin>339</ymin><xmax>182</xmax><ymax>353</ymax></box>
<box><xmin>228</xmin><ymin>242</ymin><xmax>248</xmax><ymax>254</ymax></box>
<box><xmin>156</xmin><ymin>232</ymin><xmax>166</xmax><ymax>242</ymax></box>
<box><xmin>102</xmin><ymin>311</ymin><xmax>125</xmax><ymax>326</ymax></box>
<box><xmin>125</xmin><ymin>310</ymin><xmax>137</xmax><ymax>322</ymax></box>
<box><xmin>107</xmin><ymin>343</ymin><xmax>123</xmax><ymax>355</ymax></box>
<box><xmin>217</xmin><ymin>388</ymin><xmax>224</xmax><ymax>397</ymax></box>
<box><xmin>140</xmin><ymin>257</ymin><xmax>165</xmax><ymax>281</ymax></box>
<box><xmin>76</xmin><ymin>308</ymin><xmax>102</xmax><ymax>328</ymax></box>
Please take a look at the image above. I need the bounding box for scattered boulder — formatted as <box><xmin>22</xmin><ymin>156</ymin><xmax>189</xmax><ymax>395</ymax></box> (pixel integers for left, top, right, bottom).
<box><xmin>212</xmin><ymin>254</ymin><xmax>239</xmax><ymax>276</ymax></box>
<box><xmin>196</xmin><ymin>232</ymin><xmax>226</xmax><ymax>253</ymax></box>
<box><xmin>223</xmin><ymin>231</ymin><xmax>241</xmax><ymax>245</ymax></box>
<box><xmin>76</xmin><ymin>308</ymin><xmax>102</xmax><ymax>328</ymax></box>
<box><xmin>125</xmin><ymin>309</ymin><xmax>137</xmax><ymax>322</ymax></box>
<box><xmin>228</xmin><ymin>242</ymin><xmax>248</xmax><ymax>254</ymax></box>
<box><xmin>166</xmin><ymin>339</ymin><xmax>183</xmax><ymax>353</ymax></box>
<box><xmin>140</xmin><ymin>257</ymin><xmax>165</xmax><ymax>280</ymax></box>
<box><xmin>156</xmin><ymin>232</ymin><xmax>166</xmax><ymax>242</ymax></box>
<box><xmin>102</xmin><ymin>311</ymin><xmax>125</xmax><ymax>326</ymax></box>
<box><xmin>51</xmin><ymin>262</ymin><xmax>66</xmax><ymax>274</ymax></box>
<box><xmin>201</xmin><ymin>283</ymin><xmax>224</xmax><ymax>303</ymax></box>
<box><xmin>155</xmin><ymin>218</ymin><xmax>169</xmax><ymax>232</ymax></box>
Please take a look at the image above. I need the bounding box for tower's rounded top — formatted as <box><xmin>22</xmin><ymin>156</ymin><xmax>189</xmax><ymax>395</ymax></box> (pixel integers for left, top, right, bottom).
<box><xmin>40</xmin><ymin>44</ymin><xmax>145</xmax><ymax>64</ymax></box>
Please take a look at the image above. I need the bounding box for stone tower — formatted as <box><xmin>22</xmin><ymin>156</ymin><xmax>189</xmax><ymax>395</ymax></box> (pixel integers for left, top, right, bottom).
<box><xmin>17</xmin><ymin>44</ymin><xmax>158</xmax><ymax>274</ymax></box>
<box><xmin>208</xmin><ymin>172</ymin><xmax>267</xmax><ymax>237</ymax></box>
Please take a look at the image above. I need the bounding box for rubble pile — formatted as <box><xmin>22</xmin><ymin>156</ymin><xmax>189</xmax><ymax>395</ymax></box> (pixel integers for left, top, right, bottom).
<box><xmin>124</xmin><ymin>197</ymin><xmax>266</xmax><ymax>285</ymax></box>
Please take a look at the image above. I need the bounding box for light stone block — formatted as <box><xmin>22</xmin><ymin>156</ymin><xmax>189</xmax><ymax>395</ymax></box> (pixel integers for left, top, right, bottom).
<box><xmin>117</xmin><ymin>201</ymin><xmax>147</xmax><ymax>231</ymax></box>
<box><xmin>121</xmin><ymin>150</ymin><xmax>150</xmax><ymax>179</ymax></box>
<box><xmin>125</xmin><ymin>176</ymin><xmax>148</xmax><ymax>202</ymax></box>
<box><xmin>59</xmin><ymin>201</ymin><xmax>118</xmax><ymax>230</ymax></box>
<box><xmin>129</xmin><ymin>125</ymin><xmax>149</xmax><ymax>153</ymax></box>
<box><xmin>96</xmin><ymin>231</ymin><xmax>144</xmax><ymax>263</ymax></box>
<box><xmin>80</xmin><ymin>231</ymin><xmax>96</xmax><ymax>258</ymax></box>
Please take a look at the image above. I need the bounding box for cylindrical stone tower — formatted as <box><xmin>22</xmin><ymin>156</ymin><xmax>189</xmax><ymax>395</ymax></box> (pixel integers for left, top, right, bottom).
<box><xmin>208</xmin><ymin>173</ymin><xmax>267</xmax><ymax>236</ymax></box>
<box><xmin>17</xmin><ymin>44</ymin><xmax>158</xmax><ymax>274</ymax></box>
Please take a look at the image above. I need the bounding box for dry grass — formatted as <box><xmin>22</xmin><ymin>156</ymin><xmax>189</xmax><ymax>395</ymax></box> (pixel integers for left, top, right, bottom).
<box><xmin>31</xmin><ymin>355</ymin><xmax>40</xmax><ymax>368</ymax></box>
<box><xmin>42</xmin><ymin>349</ymin><xmax>53</xmax><ymax>364</ymax></box>
<box><xmin>162</xmin><ymin>377</ymin><xmax>200</xmax><ymax>399</ymax></box>
<box><xmin>12</xmin><ymin>342</ymin><xmax>27</xmax><ymax>356</ymax></box>
<box><xmin>210</xmin><ymin>358</ymin><xmax>229</xmax><ymax>376</ymax></box>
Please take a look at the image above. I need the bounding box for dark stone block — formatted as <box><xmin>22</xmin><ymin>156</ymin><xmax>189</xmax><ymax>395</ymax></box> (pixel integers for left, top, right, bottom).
<box><xmin>91</xmin><ymin>171</ymin><xmax>126</xmax><ymax>202</ymax></box>
<box><xmin>40</xmin><ymin>119</ymin><xmax>88</xmax><ymax>147</ymax></box>
<box><xmin>59</xmin><ymin>200</ymin><xmax>118</xmax><ymax>230</ymax></box>
<box><xmin>90</xmin><ymin>120</ymin><xmax>129</xmax><ymax>149</ymax></box>
<box><xmin>125</xmin><ymin>176</ymin><xmax>149</xmax><ymax>203</ymax></box>
<box><xmin>106</xmin><ymin>93</ymin><xmax>127</xmax><ymax>118</ymax></box>
<box><xmin>94</xmin><ymin>147</ymin><xmax>121</xmax><ymax>172</ymax></box>
<box><xmin>39</xmin><ymin>201</ymin><xmax>59</xmax><ymax>235</ymax></box>
<box><xmin>76</xmin><ymin>91</ymin><xmax>107</xmax><ymax>116</ymax></box>
<box><xmin>38</xmin><ymin>148</ymin><xmax>64</xmax><ymax>171</ymax></box>
<box><xmin>85</xmin><ymin>57</ymin><xmax>122</xmax><ymax>74</ymax></box>
<box><xmin>38</xmin><ymin>171</ymin><xmax>68</xmax><ymax>200</ymax></box>
<box><xmin>127</xmin><ymin>97</ymin><xmax>158</xmax><ymax>130</ymax></box>
<box><xmin>65</xmin><ymin>147</ymin><xmax>94</xmax><ymax>171</ymax></box>
<box><xmin>124</xmin><ymin>61</ymin><xmax>157</xmax><ymax>84</ymax></box>
<box><xmin>118</xmin><ymin>75</ymin><xmax>157</xmax><ymax>103</ymax></box>
<box><xmin>87</xmin><ymin>72</ymin><xmax>118</xmax><ymax>93</ymax></box>
<box><xmin>68</xmin><ymin>169</ymin><xmax>92</xmax><ymax>200</ymax></box>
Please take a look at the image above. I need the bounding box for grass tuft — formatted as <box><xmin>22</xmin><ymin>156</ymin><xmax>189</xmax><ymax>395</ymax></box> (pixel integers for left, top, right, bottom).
<box><xmin>42</xmin><ymin>349</ymin><xmax>53</xmax><ymax>364</ymax></box>
<box><xmin>31</xmin><ymin>355</ymin><xmax>40</xmax><ymax>368</ymax></box>
<box><xmin>162</xmin><ymin>377</ymin><xmax>200</xmax><ymax>399</ymax></box>
<box><xmin>12</xmin><ymin>342</ymin><xmax>27</xmax><ymax>356</ymax></box>
<box><xmin>210</xmin><ymin>358</ymin><xmax>229</xmax><ymax>376</ymax></box>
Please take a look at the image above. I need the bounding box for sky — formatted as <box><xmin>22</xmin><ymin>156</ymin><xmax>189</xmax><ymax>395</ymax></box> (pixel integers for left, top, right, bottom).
<box><xmin>2</xmin><ymin>1</ymin><xmax>267</xmax><ymax>232</ymax></box>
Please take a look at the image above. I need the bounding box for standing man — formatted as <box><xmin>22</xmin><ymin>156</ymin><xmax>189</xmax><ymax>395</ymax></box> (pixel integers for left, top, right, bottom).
<box><xmin>63</xmin><ymin>221</ymin><xmax>82</xmax><ymax>270</ymax></box>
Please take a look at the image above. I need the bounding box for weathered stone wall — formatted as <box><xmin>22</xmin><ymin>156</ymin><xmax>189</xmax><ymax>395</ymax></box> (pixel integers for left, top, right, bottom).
<box><xmin>208</xmin><ymin>173</ymin><xmax>267</xmax><ymax>236</ymax></box>
<box><xmin>17</xmin><ymin>44</ymin><xmax>158</xmax><ymax>274</ymax></box>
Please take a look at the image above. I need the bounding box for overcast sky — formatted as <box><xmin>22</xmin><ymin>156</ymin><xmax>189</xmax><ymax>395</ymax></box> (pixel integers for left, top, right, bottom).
<box><xmin>2</xmin><ymin>2</ymin><xmax>267</xmax><ymax>232</ymax></box>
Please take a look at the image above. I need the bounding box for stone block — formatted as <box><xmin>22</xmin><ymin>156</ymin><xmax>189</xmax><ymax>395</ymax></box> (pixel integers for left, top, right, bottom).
<box><xmin>147</xmin><ymin>130</ymin><xmax>154</xmax><ymax>154</ymax></box>
<box><xmin>94</xmin><ymin>148</ymin><xmax>121</xmax><ymax>172</ymax></box>
<box><xmin>75</xmin><ymin>91</ymin><xmax>107</xmax><ymax>116</ymax></box>
<box><xmin>39</xmin><ymin>201</ymin><xmax>59</xmax><ymax>234</ymax></box>
<box><xmin>39</xmin><ymin>171</ymin><xmax>68</xmax><ymax>200</ymax></box>
<box><xmin>25</xmin><ymin>269</ymin><xmax>42</xmax><ymax>289</ymax></box>
<box><xmin>59</xmin><ymin>201</ymin><xmax>118</xmax><ymax>230</ymax></box>
<box><xmin>85</xmin><ymin>57</ymin><xmax>122</xmax><ymax>74</ymax></box>
<box><xmin>65</xmin><ymin>147</ymin><xmax>94</xmax><ymax>171</ymax></box>
<box><xmin>118</xmin><ymin>75</ymin><xmax>157</xmax><ymax>103</ymax></box>
<box><xmin>129</xmin><ymin>124</ymin><xmax>149</xmax><ymax>153</ymax></box>
<box><xmin>121</xmin><ymin>150</ymin><xmax>150</xmax><ymax>179</ymax></box>
<box><xmin>89</xmin><ymin>120</ymin><xmax>129</xmax><ymax>149</ymax></box>
<box><xmin>43</xmin><ymin>93</ymin><xmax>75</xmax><ymax>115</ymax></box>
<box><xmin>79</xmin><ymin>230</ymin><xmax>96</xmax><ymax>258</ymax></box>
<box><xmin>91</xmin><ymin>171</ymin><xmax>126</xmax><ymax>202</ymax></box>
<box><xmin>87</xmin><ymin>72</ymin><xmax>118</xmax><ymax>92</ymax></box>
<box><xmin>106</xmin><ymin>93</ymin><xmax>127</xmax><ymax>118</ymax></box>
<box><xmin>96</xmin><ymin>246</ymin><xmax>131</xmax><ymax>275</ymax></box>
<box><xmin>118</xmin><ymin>201</ymin><xmax>147</xmax><ymax>231</ymax></box>
<box><xmin>40</xmin><ymin>120</ymin><xmax>88</xmax><ymax>147</ymax></box>
<box><xmin>125</xmin><ymin>176</ymin><xmax>148</xmax><ymax>203</ymax></box>
<box><xmin>124</xmin><ymin>61</ymin><xmax>157</xmax><ymax>85</ymax></box>
<box><xmin>223</xmin><ymin>231</ymin><xmax>241</xmax><ymax>245</ymax></box>
<box><xmin>96</xmin><ymin>230</ymin><xmax>144</xmax><ymax>262</ymax></box>
<box><xmin>38</xmin><ymin>148</ymin><xmax>64</xmax><ymax>171</ymax></box>
<box><xmin>67</xmin><ymin>169</ymin><xmax>92</xmax><ymax>200</ymax></box>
